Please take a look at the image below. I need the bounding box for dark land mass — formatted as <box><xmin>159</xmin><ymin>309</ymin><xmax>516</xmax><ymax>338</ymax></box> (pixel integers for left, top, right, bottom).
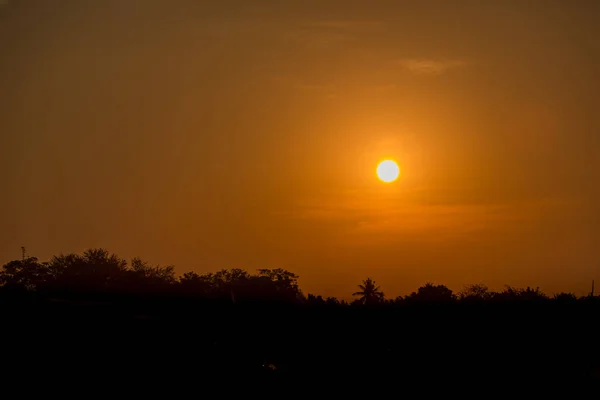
<box><xmin>1</xmin><ymin>249</ymin><xmax>599</xmax><ymax>395</ymax></box>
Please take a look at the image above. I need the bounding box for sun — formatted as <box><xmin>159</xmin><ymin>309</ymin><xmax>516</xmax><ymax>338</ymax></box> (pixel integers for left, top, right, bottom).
<box><xmin>376</xmin><ymin>160</ymin><xmax>400</xmax><ymax>183</ymax></box>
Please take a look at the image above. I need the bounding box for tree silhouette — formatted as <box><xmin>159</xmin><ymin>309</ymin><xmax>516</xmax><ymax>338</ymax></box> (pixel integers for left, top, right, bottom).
<box><xmin>553</xmin><ymin>292</ymin><xmax>577</xmax><ymax>302</ymax></box>
<box><xmin>0</xmin><ymin>257</ymin><xmax>48</xmax><ymax>291</ymax></box>
<box><xmin>176</xmin><ymin>268</ymin><xmax>304</xmax><ymax>303</ymax></box>
<box><xmin>325</xmin><ymin>296</ymin><xmax>340</xmax><ymax>306</ymax></box>
<box><xmin>353</xmin><ymin>278</ymin><xmax>385</xmax><ymax>305</ymax></box>
<box><xmin>179</xmin><ymin>271</ymin><xmax>213</xmax><ymax>296</ymax></box>
<box><xmin>458</xmin><ymin>283</ymin><xmax>492</xmax><ymax>302</ymax></box>
<box><xmin>129</xmin><ymin>257</ymin><xmax>176</xmax><ymax>288</ymax></box>
<box><xmin>493</xmin><ymin>285</ymin><xmax>548</xmax><ymax>302</ymax></box>
<box><xmin>0</xmin><ymin>247</ymin><xmax>594</xmax><ymax>312</ymax></box>
<box><xmin>406</xmin><ymin>282</ymin><xmax>455</xmax><ymax>303</ymax></box>
<box><xmin>307</xmin><ymin>294</ymin><xmax>326</xmax><ymax>305</ymax></box>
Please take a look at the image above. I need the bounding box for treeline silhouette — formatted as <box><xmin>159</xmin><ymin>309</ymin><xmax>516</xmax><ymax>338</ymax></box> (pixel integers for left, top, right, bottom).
<box><xmin>1</xmin><ymin>248</ymin><xmax>594</xmax><ymax>305</ymax></box>
<box><xmin>1</xmin><ymin>248</ymin><xmax>303</xmax><ymax>304</ymax></box>
<box><xmin>1</xmin><ymin>248</ymin><xmax>599</xmax><ymax>394</ymax></box>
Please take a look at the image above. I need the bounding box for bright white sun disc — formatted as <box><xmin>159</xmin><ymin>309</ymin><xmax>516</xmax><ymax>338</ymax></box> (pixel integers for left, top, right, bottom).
<box><xmin>377</xmin><ymin>160</ymin><xmax>400</xmax><ymax>183</ymax></box>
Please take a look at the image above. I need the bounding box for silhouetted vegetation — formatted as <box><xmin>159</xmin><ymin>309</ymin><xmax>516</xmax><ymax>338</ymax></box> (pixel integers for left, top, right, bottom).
<box><xmin>1</xmin><ymin>248</ymin><xmax>599</xmax><ymax>393</ymax></box>
<box><xmin>352</xmin><ymin>277</ymin><xmax>385</xmax><ymax>305</ymax></box>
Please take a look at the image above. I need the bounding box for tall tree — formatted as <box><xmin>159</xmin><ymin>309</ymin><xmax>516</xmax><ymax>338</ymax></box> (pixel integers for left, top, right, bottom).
<box><xmin>353</xmin><ymin>278</ymin><xmax>385</xmax><ymax>305</ymax></box>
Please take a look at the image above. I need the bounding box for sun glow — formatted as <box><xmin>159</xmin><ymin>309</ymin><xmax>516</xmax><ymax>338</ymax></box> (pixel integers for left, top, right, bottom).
<box><xmin>376</xmin><ymin>160</ymin><xmax>400</xmax><ymax>183</ymax></box>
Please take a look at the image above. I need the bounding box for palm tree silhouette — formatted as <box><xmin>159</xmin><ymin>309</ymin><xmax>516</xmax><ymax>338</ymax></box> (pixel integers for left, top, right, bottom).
<box><xmin>353</xmin><ymin>278</ymin><xmax>384</xmax><ymax>305</ymax></box>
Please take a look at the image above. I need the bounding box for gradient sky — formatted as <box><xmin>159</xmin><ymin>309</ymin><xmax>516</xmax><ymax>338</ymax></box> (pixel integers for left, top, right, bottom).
<box><xmin>2</xmin><ymin>0</ymin><xmax>600</xmax><ymax>298</ymax></box>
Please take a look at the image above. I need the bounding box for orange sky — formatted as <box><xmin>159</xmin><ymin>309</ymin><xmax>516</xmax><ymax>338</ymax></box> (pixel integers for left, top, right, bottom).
<box><xmin>1</xmin><ymin>0</ymin><xmax>599</xmax><ymax>298</ymax></box>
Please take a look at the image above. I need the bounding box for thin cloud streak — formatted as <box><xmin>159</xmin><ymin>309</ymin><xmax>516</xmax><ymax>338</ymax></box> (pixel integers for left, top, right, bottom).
<box><xmin>299</xmin><ymin>20</ymin><xmax>386</xmax><ymax>29</ymax></box>
<box><xmin>397</xmin><ymin>59</ymin><xmax>467</xmax><ymax>75</ymax></box>
<box><xmin>278</xmin><ymin>191</ymin><xmax>578</xmax><ymax>246</ymax></box>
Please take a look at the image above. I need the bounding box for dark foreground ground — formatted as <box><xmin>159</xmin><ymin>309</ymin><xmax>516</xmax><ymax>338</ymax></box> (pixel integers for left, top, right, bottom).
<box><xmin>1</xmin><ymin>297</ymin><xmax>599</xmax><ymax>396</ymax></box>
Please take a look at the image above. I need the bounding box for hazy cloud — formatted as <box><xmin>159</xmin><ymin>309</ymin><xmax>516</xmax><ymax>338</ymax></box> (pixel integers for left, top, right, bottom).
<box><xmin>286</xmin><ymin>29</ymin><xmax>349</xmax><ymax>50</ymax></box>
<box><xmin>398</xmin><ymin>59</ymin><xmax>467</xmax><ymax>75</ymax></box>
<box><xmin>300</xmin><ymin>20</ymin><xmax>385</xmax><ymax>29</ymax></box>
<box><xmin>287</xmin><ymin>19</ymin><xmax>384</xmax><ymax>50</ymax></box>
